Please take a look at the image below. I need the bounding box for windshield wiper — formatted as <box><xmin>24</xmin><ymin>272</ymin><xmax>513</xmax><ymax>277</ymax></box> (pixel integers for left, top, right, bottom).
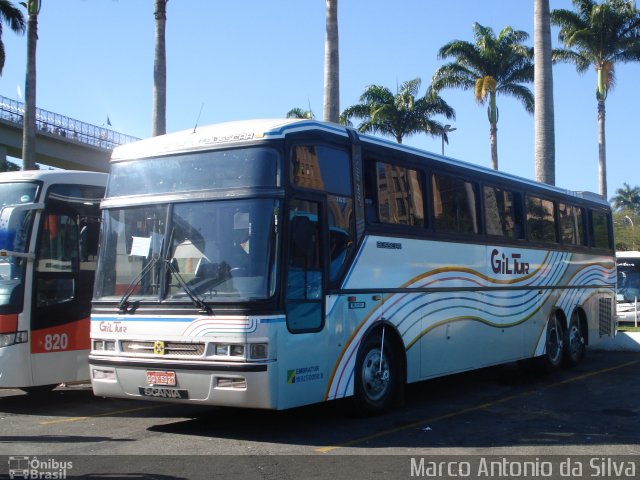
<box><xmin>165</xmin><ymin>259</ymin><xmax>213</xmax><ymax>315</ymax></box>
<box><xmin>117</xmin><ymin>256</ymin><xmax>160</xmax><ymax>313</ymax></box>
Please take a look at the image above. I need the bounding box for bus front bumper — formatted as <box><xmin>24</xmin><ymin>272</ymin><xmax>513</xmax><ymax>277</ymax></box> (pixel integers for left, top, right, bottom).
<box><xmin>89</xmin><ymin>355</ymin><xmax>277</xmax><ymax>409</ymax></box>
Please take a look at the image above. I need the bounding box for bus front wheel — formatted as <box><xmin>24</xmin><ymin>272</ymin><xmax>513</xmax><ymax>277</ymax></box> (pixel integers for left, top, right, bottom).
<box><xmin>354</xmin><ymin>330</ymin><xmax>397</xmax><ymax>414</ymax></box>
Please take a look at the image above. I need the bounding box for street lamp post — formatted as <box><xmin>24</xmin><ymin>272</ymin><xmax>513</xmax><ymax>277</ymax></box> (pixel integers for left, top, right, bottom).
<box><xmin>624</xmin><ymin>215</ymin><xmax>635</xmax><ymax>250</ymax></box>
<box><xmin>440</xmin><ymin>124</ymin><xmax>457</xmax><ymax>156</ymax></box>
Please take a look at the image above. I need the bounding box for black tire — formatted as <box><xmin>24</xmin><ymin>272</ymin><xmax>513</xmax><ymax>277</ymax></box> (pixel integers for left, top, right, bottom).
<box><xmin>542</xmin><ymin>312</ymin><xmax>564</xmax><ymax>371</ymax></box>
<box><xmin>563</xmin><ymin>311</ymin><xmax>585</xmax><ymax>367</ymax></box>
<box><xmin>354</xmin><ymin>330</ymin><xmax>397</xmax><ymax>414</ymax></box>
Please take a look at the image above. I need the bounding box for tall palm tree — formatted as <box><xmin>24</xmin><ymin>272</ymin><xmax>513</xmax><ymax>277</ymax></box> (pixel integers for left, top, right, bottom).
<box><xmin>323</xmin><ymin>0</ymin><xmax>339</xmax><ymax>123</ymax></box>
<box><xmin>432</xmin><ymin>23</ymin><xmax>534</xmax><ymax>170</ymax></box>
<box><xmin>152</xmin><ymin>0</ymin><xmax>167</xmax><ymax>136</ymax></box>
<box><xmin>551</xmin><ymin>0</ymin><xmax>640</xmax><ymax>199</ymax></box>
<box><xmin>286</xmin><ymin>107</ymin><xmax>314</xmax><ymax>119</ymax></box>
<box><xmin>534</xmin><ymin>0</ymin><xmax>556</xmax><ymax>186</ymax></box>
<box><xmin>610</xmin><ymin>182</ymin><xmax>640</xmax><ymax>212</ymax></box>
<box><xmin>0</xmin><ymin>0</ymin><xmax>25</xmax><ymax>75</ymax></box>
<box><xmin>340</xmin><ymin>78</ymin><xmax>455</xmax><ymax>144</ymax></box>
<box><xmin>21</xmin><ymin>0</ymin><xmax>39</xmax><ymax>171</ymax></box>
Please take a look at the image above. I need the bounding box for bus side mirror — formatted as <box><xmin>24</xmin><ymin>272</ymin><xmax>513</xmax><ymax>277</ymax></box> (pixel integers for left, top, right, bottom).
<box><xmin>0</xmin><ymin>203</ymin><xmax>44</xmax><ymax>254</ymax></box>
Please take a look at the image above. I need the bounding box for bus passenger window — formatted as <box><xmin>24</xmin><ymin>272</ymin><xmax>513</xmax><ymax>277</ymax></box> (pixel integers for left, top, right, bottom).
<box><xmin>559</xmin><ymin>203</ymin><xmax>585</xmax><ymax>246</ymax></box>
<box><xmin>377</xmin><ymin>162</ymin><xmax>424</xmax><ymax>227</ymax></box>
<box><xmin>291</xmin><ymin>145</ymin><xmax>351</xmax><ymax>196</ymax></box>
<box><xmin>432</xmin><ymin>173</ymin><xmax>479</xmax><ymax>234</ymax></box>
<box><xmin>484</xmin><ymin>186</ymin><xmax>520</xmax><ymax>238</ymax></box>
<box><xmin>526</xmin><ymin>196</ymin><xmax>556</xmax><ymax>243</ymax></box>
<box><xmin>590</xmin><ymin>210</ymin><xmax>612</xmax><ymax>249</ymax></box>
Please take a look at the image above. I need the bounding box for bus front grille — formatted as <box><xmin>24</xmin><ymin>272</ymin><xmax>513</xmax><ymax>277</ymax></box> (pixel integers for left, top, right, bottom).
<box><xmin>121</xmin><ymin>341</ymin><xmax>205</xmax><ymax>357</ymax></box>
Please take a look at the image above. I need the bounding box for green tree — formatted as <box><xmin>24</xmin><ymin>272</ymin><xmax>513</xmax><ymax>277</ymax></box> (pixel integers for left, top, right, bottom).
<box><xmin>610</xmin><ymin>182</ymin><xmax>640</xmax><ymax>212</ymax></box>
<box><xmin>340</xmin><ymin>78</ymin><xmax>455</xmax><ymax>144</ymax></box>
<box><xmin>323</xmin><ymin>0</ymin><xmax>339</xmax><ymax>123</ymax></box>
<box><xmin>286</xmin><ymin>107</ymin><xmax>314</xmax><ymax>119</ymax></box>
<box><xmin>152</xmin><ymin>0</ymin><xmax>167</xmax><ymax>136</ymax></box>
<box><xmin>551</xmin><ymin>0</ymin><xmax>640</xmax><ymax>199</ymax></box>
<box><xmin>20</xmin><ymin>0</ymin><xmax>39</xmax><ymax>171</ymax></box>
<box><xmin>0</xmin><ymin>0</ymin><xmax>25</xmax><ymax>75</ymax></box>
<box><xmin>432</xmin><ymin>23</ymin><xmax>534</xmax><ymax>170</ymax></box>
<box><xmin>534</xmin><ymin>0</ymin><xmax>556</xmax><ymax>185</ymax></box>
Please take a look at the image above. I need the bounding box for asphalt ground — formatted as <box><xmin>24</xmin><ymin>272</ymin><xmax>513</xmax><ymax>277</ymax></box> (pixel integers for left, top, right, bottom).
<box><xmin>0</xmin><ymin>350</ymin><xmax>638</xmax><ymax>479</ymax></box>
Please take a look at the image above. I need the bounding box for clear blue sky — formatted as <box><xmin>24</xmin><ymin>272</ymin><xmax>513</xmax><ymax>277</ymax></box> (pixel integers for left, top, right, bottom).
<box><xmin>1</xmin><ymin>0</ymin><xmax>638</xmax><ymax>198</ymax></box>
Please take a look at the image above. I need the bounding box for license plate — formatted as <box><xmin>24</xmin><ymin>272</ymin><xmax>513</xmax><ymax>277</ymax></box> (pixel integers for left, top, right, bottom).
<box><xmin>146</xmin><ymin>370</ymin><xmax>176</xmax><ymax>386</ymax></box>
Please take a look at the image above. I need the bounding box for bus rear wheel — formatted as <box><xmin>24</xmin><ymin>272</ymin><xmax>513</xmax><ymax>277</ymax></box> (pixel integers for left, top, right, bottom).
<box><xmin>563</xmin><ymin>312</ymin><xmax>585</xmax><ymax>367</ymax></box>
<box><xmin>354</xmin><ymin>330</ymin><xmax>397</xmax><ymax>414</ymax></box>
<box><xmin>543</xmin><ymin>312</ymin><xmax>564</xmax><ymax>371</ymax></box>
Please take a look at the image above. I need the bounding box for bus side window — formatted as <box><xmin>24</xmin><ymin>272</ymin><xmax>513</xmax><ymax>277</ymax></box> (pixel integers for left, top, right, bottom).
<box><xmin>36</xmin><ymin>213</ymin><xmax>78</xmax><ymax>306</ymax></box>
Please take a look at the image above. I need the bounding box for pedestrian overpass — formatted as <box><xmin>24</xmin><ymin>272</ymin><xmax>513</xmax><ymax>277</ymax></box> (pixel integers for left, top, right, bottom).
<box><xmin>0</xmin><ymin>95</ymin><xmax>139</xmax><ymax>172</ymax></box>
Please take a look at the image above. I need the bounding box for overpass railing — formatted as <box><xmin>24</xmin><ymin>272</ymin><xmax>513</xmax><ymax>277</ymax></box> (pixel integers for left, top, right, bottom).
<box><xmin>0</xmin><ymin>95</ymin><xmax>140</xmax><ymax>150</ymax></box>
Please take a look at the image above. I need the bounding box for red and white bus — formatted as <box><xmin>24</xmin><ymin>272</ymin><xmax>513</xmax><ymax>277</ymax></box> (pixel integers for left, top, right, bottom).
<box><xmin>0</xmin><ymin>170</ymin><xmax>106</xmax><ymax>393</ymax></box>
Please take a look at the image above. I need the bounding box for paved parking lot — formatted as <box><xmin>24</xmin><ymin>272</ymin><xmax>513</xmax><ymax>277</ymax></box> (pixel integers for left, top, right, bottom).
<box><xmin>0</xmin><ymin>350</ymin><xmax>638</xmax><ymax>478</ymax></box>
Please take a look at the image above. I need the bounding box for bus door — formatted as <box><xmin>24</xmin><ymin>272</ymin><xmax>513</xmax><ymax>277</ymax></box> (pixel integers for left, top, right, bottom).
<box><xmin>280</xmin><ymin>197</ymin><xmax>329</xmax><ymax>407</ymax></box>
<box><xmin>30</xmin><ymin>186</ymin><xmax>102</xmax><ymax>385</ymax></box>
<box><xmin>285</xmin><ymin>199</ymin><xmax>324</xmax><ymax>332</ymax></box>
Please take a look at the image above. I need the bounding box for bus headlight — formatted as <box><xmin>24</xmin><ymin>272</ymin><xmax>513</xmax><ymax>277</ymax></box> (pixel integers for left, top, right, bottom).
<box><xmin>212</xmin><ymin>343</ymin><xmax>267</xmax><ymax>359</ymax></box>
<box><xmin>0</xmin><ymin>331</ymin><xmax>27</xmax><ymax>348</ymax></box>
<box><xmin>215</xmin><ymin>343</ymin><xmax>245</xmax><ymax>357</ymax></box>
<box><xmin>92</xmin><ymin>339</ymin><xmax>116</xmax><ymax>352</ymax></box>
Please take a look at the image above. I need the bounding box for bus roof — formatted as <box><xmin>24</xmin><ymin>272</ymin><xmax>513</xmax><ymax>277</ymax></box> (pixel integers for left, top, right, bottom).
<box><xmin>0</xmin><ymin>170</ymin><xmax>108</xmax><ymax>187</ymax></box>
<box><xmin>110</xmin><ymin>118</ymin><xmax>607</xmax><ymax>206</ymax></box>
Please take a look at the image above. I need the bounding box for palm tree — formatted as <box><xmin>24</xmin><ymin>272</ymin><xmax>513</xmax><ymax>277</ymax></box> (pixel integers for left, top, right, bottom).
<box><xmin>340</xmin><ymin>77</ymin><xmax>455</xmax><ymax>144</ymax></box>
<box><xmin>152</xmin><ymin>0</ymin><xmax>167</xmax><ymax>136</ymax></box>
<box><xmin>20</xmin><ymin>0</ymin><xmax>39</xmax><ymax>171</ymax></box>
<box><xmin>286</xmin><ymin>107</ymin><xmax>314</xmax><ymax>119</ymax></box>
<box><xmin>432</xmin><ymin>23</ymin><xmax>534</xmax><ymax>170</ymax></box>
<box><xmin>323</xmin><ymin>0</ymin><xmax>339</xmax><ymax>123</ymax></box>
<box><xmin>0</xmin><ymin>0</ymin><xmax>25</xmax><ymax>75</ymax></box>
<box><xmin>534</xmin><ymin>0</ymin><xmax>556</xmax><ymax>186</ymax></box>
<box><xmin>551</xmin><ymin>0</ymin><xmax>640</xmax><ymax>199</ymax></box>
<box><xmin>610</xmin><ymin>182</ymin><xmax>640</xmax><ymax>212</ymax></box>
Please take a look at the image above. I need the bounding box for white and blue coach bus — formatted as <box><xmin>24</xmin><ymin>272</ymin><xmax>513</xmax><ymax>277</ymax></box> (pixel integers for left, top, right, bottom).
<box><xmin>89</xmin><ymin>119</ymin><xmax>615</xmax><ymax>413</ymax></box>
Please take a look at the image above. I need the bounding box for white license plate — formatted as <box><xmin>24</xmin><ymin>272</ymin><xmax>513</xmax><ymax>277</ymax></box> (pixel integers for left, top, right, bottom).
<box><xmin>146</xmin><ymin>370</ymin><xmax>176</xmax><ymax>386</ymax></box>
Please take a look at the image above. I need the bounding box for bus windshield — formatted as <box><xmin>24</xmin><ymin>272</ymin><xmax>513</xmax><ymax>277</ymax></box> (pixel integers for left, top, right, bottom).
<box><xmin>616</xmin><ymin>256</ymin><xmax>640</xmax><ymax>303</ymax></box>
<box><xmin>0</xmin><ymin>182</ymin><xmax>39</xmax><ymax>309</ymax></box>
<box><xmin>94</xmin><ymin>198</ymin><xmax>280</xmax><ymax>303</ymax></box>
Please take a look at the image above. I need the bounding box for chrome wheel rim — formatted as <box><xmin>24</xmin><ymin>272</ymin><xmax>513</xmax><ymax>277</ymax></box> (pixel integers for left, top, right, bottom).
<box><xmin>361</xmin><ymin>348</ymin><xmax>390</xmax><ymax>402</ymax></box>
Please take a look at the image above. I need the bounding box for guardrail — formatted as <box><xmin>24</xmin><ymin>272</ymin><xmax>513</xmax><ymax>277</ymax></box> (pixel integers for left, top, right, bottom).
<box><xmin>0</xmin><ymin>94</ymin><xmax>140</xmax><ymax>150</ymax></box>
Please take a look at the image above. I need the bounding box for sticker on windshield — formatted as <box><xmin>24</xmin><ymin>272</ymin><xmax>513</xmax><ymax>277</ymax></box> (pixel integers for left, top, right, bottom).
<box><xmin>130</xmin><ymin>236</ymin><xmax>152</xmax><ymax>257</ymax></box>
